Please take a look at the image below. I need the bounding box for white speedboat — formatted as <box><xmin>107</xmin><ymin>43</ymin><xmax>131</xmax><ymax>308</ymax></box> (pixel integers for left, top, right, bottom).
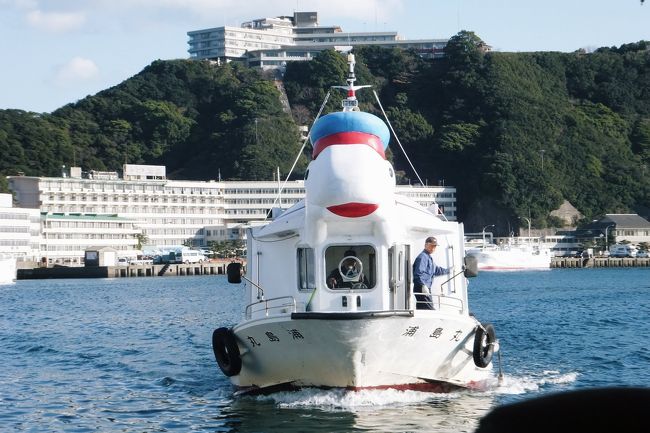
<box><xmin>212</xmin><ymin>54</ymin><xmax>499</xmax><ymax>395</ymax></box>
<box><xmin>0</xmin><ymin>254</ymin><xmax>17</xmax><ymax>284</ymax></box>
<box><xmin>466</xmin><ymin>239</ymin><xmax>552</xmax><ymax>270</ymax></box>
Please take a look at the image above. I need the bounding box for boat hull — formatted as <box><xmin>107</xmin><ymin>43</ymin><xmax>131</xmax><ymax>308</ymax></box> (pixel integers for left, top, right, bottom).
<box><xmin>228</xmin><ymin>311</ymin><xmax>492</xmax><ymax>393</ymax></box>
<box><xmin>467</xmin><ymin>248</ymin><xmax>551</xmax><ymax>270</ymax></box>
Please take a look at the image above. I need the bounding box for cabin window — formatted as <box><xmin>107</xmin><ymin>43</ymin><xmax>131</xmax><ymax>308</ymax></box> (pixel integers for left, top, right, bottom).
<box><xmin>325</xmin><ymin>245</ymin><xmax>376</xmax><ymax>290</ymax></box>
<box><xmin>297</xmin><ymin>247</ymin><xmax>315</xmax><ymax>291</ymax></box>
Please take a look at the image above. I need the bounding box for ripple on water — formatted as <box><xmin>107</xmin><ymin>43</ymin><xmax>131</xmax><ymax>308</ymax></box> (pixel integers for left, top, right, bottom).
<box><xmin>0</xmin><ymin>271</ymin><xmax>648</xmax><ymax>432</ymax></box>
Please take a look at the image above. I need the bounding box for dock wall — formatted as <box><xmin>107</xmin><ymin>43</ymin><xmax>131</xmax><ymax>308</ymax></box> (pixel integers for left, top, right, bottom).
<box><xmin>551</xmin><ymin>257</ymin><xmax>650</xmax><ymax>268</ymax></box>
<box><xmin>16</xmin><ymin>258</ymin><xmax>648</xmax><ymax>279</ymax></box>
<box><xmin>17</xmin><ymin>262</ymin><xmax>234</xmax><ymax>280</ymax></box>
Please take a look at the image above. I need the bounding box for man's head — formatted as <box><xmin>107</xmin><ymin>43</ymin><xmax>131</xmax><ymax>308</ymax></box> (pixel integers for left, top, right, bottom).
<box><xmin>424</xmin><ymin>236</ymin><xmax>438</xmax><ymax>254</ymax></box>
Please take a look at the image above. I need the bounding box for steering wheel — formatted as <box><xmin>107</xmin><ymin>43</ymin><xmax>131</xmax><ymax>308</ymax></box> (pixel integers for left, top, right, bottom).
<box><xmin>351</xmin><ymin>282</ymin><xmax>368</xmax><ymax>290</ymax></box>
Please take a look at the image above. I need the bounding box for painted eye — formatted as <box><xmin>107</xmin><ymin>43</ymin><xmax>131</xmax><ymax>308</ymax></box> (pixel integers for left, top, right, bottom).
<box><xmin>304</xmin><ymin>169</ymin><xmax>309</xmax><ymax>180</ymax></box>
<box><xmin>388</xmin><ymin>167</ymin><xmax>394</xmax><ymax>178</ymax></box>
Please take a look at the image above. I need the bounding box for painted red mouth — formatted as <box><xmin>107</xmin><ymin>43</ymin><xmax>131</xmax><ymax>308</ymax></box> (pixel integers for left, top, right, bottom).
<box><xmin>327</xmin><ymin>202</ymin><xmax>378</xmax><ymax>218</ymax></box>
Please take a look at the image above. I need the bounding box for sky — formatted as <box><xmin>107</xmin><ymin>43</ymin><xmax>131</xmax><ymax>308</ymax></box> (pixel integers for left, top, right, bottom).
<box><xmin>1</xmin><ymin>0</ymin><xmax>649</xmax><ymax>113</ymax></box>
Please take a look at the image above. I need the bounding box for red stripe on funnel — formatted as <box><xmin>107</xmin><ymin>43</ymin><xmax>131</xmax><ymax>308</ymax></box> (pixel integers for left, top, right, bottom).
<box><xmin>327</xmin><ymin>202</ymin><xmax>379</xmax><ymax>218</ymax></box>
<box><xmin>313</xmin><ymin>132</ymin><xmax>385</xmax><ymax>159</ymax></box>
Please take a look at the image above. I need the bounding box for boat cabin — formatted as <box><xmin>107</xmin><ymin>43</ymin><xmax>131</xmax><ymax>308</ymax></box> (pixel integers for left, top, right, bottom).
<box><xmin>234</xmin><ymin>195</ymin><xmax>469</xmax><ymax>319</ymax></box>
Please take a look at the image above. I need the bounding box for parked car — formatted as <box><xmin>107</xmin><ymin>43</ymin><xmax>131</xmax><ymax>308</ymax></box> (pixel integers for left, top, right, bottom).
<box><xmin>117</xmin><ymin>257</ymin><xmax>129</xmax><ymax>266</ymax></box>
<box><xmin>178</xmin><ymin>250</ymin><xmax>205</xmax><ymax>264</ymax></box>
<box><xmin>609</xmin><ymin>244</ymin><xmax>637</xmax><ymax>258</ymax></box>
<box><xmin>636</xmin><ymin>250</ymin><xmax>649</xmax><ymax>258</ymax></box>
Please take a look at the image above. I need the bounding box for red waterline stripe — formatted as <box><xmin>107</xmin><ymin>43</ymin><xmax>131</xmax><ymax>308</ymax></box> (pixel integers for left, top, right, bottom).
<box><xmin>235</xmin><ymin>380</ymin><xmax>463</xmax><ymax>396</ymax></box>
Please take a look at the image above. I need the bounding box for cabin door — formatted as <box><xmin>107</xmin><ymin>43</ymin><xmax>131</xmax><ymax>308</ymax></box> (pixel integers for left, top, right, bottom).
<box><xmin>389</xmin><ymin>244</ymin><xmax>411</xmax><ymax>310</ymax></box>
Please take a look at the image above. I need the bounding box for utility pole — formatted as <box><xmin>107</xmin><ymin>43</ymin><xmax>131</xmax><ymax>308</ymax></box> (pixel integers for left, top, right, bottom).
<box><xmin>519</xmin><ymin>216</ymin><xmax>531</xmax><ymax>239</ymax></box>
<box><xmin>482</xmin><ymin>224</ymin><xmax>495</xmax><ymax>246</ymax></box>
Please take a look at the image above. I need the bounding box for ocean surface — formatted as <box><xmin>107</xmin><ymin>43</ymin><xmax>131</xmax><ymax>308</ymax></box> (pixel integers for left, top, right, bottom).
<box><xmin>1</xmin><ymin>268</ymin><xmax>649</xmax><ymax>432</ymax></box>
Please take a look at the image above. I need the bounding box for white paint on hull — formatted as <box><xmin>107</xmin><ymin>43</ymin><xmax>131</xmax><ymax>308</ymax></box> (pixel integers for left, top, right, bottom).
<box><xmin>230</xmin><ymin>311</ymin><xmax>491</xmax><ymax>391</ymax></box>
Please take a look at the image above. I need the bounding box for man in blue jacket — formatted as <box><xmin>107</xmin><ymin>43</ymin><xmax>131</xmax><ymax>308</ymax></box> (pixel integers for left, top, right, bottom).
<box><xmin>412</xmin><ymin>237</ymin><xmax>449</xmax><ymax>309</ymax></box>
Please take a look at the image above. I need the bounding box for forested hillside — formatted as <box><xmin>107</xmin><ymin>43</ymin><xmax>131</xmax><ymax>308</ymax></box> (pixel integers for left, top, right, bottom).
<box><xmin>1</xmin><ymin>31</ymin><xmax>649</xmax><ymax>232</ymax></box>
<box><xmin>0</xmin><ymin>60</ymin><xmax>304</xmax><ymax>184</ymax></box>
<box><xmin>284</xmin><ymin>33</ymin><xmax>650</xmax><ymax>230</ymax></box>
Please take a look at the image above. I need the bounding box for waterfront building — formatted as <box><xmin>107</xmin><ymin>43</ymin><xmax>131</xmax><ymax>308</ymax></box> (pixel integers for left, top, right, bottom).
<box><xmin>41</xmin><ymin>213</ymin><xmax>140</xmax><ymax>266</ymax></box>
<box><xmin>540</xmin><ymin>234</ymin><xmax>582</xmax><ymax>257</ymax></box>
<box><xmin>0</xmin><ymin>193</ymin><xmax>41</xmax><ymax>262</ymax></box>
<box><xmin>540</xmin><ymin>214</ymin><xmax>650</xmax><ymax>256</ymax></box>
<box><xmin>187</xmin><ymin>11</ymin><xmax>449</xmax><ymax>69</ymax></box>
<box><xmin>589</xmin><ymin>214</ymin><xmax>650</xmax><ymax>246</ymax></box>
<box><xmin>8</xmin><ymin>165</ymin><xmax>456</xmax><ymax>264</ymax></box>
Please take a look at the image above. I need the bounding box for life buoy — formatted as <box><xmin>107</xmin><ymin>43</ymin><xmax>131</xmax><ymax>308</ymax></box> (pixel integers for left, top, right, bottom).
<box><xmin>473</xmin><ymin>323</ymin><xmax>496</xmax><ymax>368</ymax></box>
<box><xmin>212</xmin><ymin>327</ymin><xmax>242</xmax><ymax>377</ymax></box>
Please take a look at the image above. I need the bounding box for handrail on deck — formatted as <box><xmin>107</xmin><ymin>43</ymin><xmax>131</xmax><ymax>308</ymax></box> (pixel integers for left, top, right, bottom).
<box><xmin>245</xmin><ymin>296</ymin><xmax>297</xmax><ymax>319</ymax></box>
<box><xmin>412</xmin><ymin>294</ymin><xmax>464</xmax><ymax>312</ymax></box>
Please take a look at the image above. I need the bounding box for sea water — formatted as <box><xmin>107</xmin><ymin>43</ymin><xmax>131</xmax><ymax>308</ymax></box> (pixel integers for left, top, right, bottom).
<box><xmin>0</xmin><ymin>268</ymin><xmax>648</xmax><ymax>432</ymax></box>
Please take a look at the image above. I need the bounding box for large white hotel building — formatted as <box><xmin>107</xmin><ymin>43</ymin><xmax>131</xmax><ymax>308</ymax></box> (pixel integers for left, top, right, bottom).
<box><xmin>0</xmin><ymin>193</ymin><xmax>41</xmax><ymax>262</ymax></box>
<box><xmin>188</xmin><ymin>11</ymin><xmax>449</xmax><ymax>69</ymax></box>
<box><xmin>8</xmin><ymin>164</ymin><xmax>457</xmax><ymax>265</ymax></box>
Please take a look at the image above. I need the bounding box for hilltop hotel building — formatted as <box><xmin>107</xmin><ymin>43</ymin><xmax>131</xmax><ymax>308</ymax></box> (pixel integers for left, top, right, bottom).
<box><xmin>188</xmin><ymin>11</ymin><xmax>448</xmax><ymax>69</ymax></box>
<box><xmin>0</xmin><ymin>193</ymin><xmax>41</xmax><ymax>262</ymax></box>
<box><xmin>8</xmin><ymin>165</ymin><xmax>457</xmax><ymax>265</ymax></box>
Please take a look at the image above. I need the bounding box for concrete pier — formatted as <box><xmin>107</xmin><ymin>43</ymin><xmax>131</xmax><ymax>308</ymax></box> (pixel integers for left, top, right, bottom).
<box><xmin>16</xmin><ymin>257</ymin><xmax>648</xmax><ymax>279</ymax></box>
<box><xmin>551</xmin><ymin>257</ymin><xmax>650</xmax><ymax>268</ymax></box>
<box><xmin>17</xmin><ymin>261</ymin><xmax>238</xmax><ymax>280</ymax></box>
<box><xmin>109</xmin><ymin>262</ymin><xmax>227</xmax><ymax>278</ymax></box>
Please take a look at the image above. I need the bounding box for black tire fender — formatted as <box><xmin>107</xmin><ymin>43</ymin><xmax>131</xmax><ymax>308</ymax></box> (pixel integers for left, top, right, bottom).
<box><xmin>473</xmin><ymin>323</ymin><xmax>496</xmax><ymax>368</ymax></box>
<box><xmin>212</xmin><ymin>327</ymin><xmax>242</xmax><ymax>377</ymax></box>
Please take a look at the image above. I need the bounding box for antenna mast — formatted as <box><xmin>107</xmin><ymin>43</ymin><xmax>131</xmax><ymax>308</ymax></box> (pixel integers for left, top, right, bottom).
<box><xmin>333</xmin><ymin>53</ymin><xmax>370</xmax><ymax>112</ymax></box>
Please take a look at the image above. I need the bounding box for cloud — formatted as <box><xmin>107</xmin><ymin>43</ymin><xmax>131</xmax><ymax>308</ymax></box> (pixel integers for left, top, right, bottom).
<box><xmin>107</xmin><ymin>0</ymin><xmax>401</xmax><ymax>23</ymax></box>
<box><xmin>27</xmin><ymin>9</ymin><xmax>86</xmax><ymax>32</ymax></box>
<box><xmin>11</xmin><ymin>0</ymin><xmax>404</xmax><ymax>34</ymax></box>
<box><xmin>55</xmin><ymin>57</ymin><xmax>100</xmax><ymax>86</ymax></box>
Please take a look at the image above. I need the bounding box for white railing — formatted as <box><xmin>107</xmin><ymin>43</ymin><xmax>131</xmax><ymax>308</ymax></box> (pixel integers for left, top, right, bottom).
<box><xmin>412</xmin><ymin>294</ymin><xmax>464</xmax><ymax>312</ymax></box>
<box><xmin>245</xmin><ymin>296</ymin><xmax>297</xmax><ymax>319</ymax></box>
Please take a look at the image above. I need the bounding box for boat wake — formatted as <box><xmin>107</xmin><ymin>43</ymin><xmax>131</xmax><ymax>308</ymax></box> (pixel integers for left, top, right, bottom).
<box><xmin>486</xmin><ymin>370</ymin><xmax>579</xmax><ymax>395</ymax></box>
<box><xmin>247</xmin><ymin>370</ymin><xmax>578</xmax><ymax>410</ymax></box>
<box><xmin>236</xmin><ymin>387</ymin><xmax>495</xmax><ymax>433</ymax></box>
<box><xmin>231</xmin><ymin>371</ymin><xmax>578</xmax><ymax>433</ymax></box>
<box><xmin>256</xmin><ymin>388</ymin><xmax>448</xmax><ymax>409</ymax></box>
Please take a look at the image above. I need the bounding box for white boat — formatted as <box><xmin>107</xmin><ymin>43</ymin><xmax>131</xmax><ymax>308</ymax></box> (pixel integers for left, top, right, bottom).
<box><xmin>465</xmin><ymin>237</ymin><xmax>552</xmax><ymax>270</ymax></box>
<box><xmin>211</xmin><ymin>54</ymin><xmax>499</xmax><ymax>395</ymax></box>
<box><xmin>0</xmin><ymin>254</ymin><xmax>17</xmax><ymax>284</ymax></box>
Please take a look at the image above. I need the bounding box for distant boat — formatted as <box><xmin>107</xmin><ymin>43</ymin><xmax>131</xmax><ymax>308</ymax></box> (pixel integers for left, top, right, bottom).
<box><xmin>465</xmin><ymin>238</ymin><xmax>552</xmax><ymax>271</ymax></box>
<box><xmin>0</xmin><ymin>254</ymin><xmax>17</xmax><ymax>284</ymax></box>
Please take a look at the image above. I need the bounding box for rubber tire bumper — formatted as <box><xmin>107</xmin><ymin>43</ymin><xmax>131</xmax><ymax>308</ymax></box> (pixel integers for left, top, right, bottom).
<box><xmin>212</xmin><ymin>327</ymin><xmax>242</xmax><ymax>376</ymax></box>
<box><xmin>473</xmin><ymin>323</ymin><xmax>496</xmax><ymax>368</ymax></box>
